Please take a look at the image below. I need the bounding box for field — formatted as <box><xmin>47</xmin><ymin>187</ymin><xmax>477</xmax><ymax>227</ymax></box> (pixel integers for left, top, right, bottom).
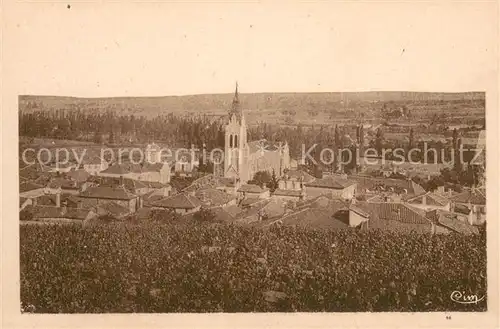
<box><xmin>20</xmin><ymin>222</ymin><xmax>487</xmax><ymax>313</ymax></box>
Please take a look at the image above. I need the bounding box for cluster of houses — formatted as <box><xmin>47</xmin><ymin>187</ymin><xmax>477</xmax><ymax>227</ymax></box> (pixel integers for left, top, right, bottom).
<box><xmin>19</xmin><ymin>146</ymin><xmax>486</xmax><ymax>236</ymax></box>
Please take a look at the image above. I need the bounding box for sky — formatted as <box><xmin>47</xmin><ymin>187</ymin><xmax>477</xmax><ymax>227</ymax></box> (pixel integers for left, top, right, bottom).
<box><xmin>3</xmin><ymin>1</ymin><xmax>498</xmax><ymax>97</ymax></box>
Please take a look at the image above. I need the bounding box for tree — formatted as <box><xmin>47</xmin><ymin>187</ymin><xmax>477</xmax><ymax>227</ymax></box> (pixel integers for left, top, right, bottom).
<box><xmin>375</xmin><ymin>128</ymin><xmax>384</xmax><ymax>157</ymax></box>
<box><xmin>251</xmin><ymin>171</ymin><xmax>272</xmax><ymax>187</ymax></box>
<box><xmin>409</xmin><ymin>128</ymin><xmax>415</xmax><ymax>150</ymax></box>
<box><xmin>93</xmin><ymin>131</ymin><xmax>104</xmax><ymax>144</ymax></box>
<box><xmin>267</xmin><ymin>169</ymin><xmax>279</xmax><ymax>192</ymax></box>
<box><xmin>198</xmin><ymin>160</ymin><xmax>214</xmax><ymax>174</ymax></box>
<box><xmin>109</xmin><ymin>130</ymin><xmax>116</xmax><ymax>144</ymax></box>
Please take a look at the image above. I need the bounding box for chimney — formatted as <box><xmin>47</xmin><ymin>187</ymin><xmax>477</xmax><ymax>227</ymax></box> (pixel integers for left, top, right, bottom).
<box><xmin>119</xmin><ymin>175</ymin><xmax>124</xmax><ymax>186</ymax></box>
<box><xmin>300</xmin><ymin>188</ymin><xmax>306</xmax><ymax>201</ymax></box>
<box><xmin>55</xmin><ymin>192</ymin><xmax>61</xmax><ymax>207</ymax></box>
<box><xmin>61</xmin><ymin>201</ymin><xmax>67</xmax><ymax>215</ymax></box>
<box><xmin>278</xmin><ymin>180</ymin><xmax>285</xmax><ymax>190</ymax></box>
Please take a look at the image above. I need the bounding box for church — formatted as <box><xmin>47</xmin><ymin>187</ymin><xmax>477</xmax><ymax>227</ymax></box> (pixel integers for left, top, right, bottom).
<box><xmin>223</xmin><ymin>83</ymin><xmax>291</xmax><ymax>183</ymax></box>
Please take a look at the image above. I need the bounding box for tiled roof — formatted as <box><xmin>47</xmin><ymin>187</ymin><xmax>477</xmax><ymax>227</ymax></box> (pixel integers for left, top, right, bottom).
<box><xmin>100</xmin><ymin>164</ymin><xmax>131</xmax><ymax>175</ymax></box>
<box><xmin>350</xmin><ymin>175</ymin><xmax>425</xmax><ymax>195</ymax></box>
<box><xmin>282</xmin><ymin>170</ymin><xmax>315</xmax><ymax>183</ymax></box>
<box><xmin>272</xmin><ymin>189</ymin><xmax>303</xmax><ymax>197</ymax></box>
<box><xmin>65</xmin><ymin>169</ymin><xmax>90</xmax><ymax>182</ymax></box>
<box><xmin>100</xmin><ymin>162</ymin><xmax>166</xmax><ymax>175</ymax></box>
<box><xmin>438</xmin><ymin>214</ymin><xmax>479</xmax><ymax>235</ymax></box>
<box><xmin>240</xmin><ymin>197</ymin><xmax>262</xmax><ymax>207</ymax></box>
<box><xmin>143</xmin><ymin>191</ymin><xmax>169</xmax><ymax>207</ymax></box>
<box><xmin>454</xmin><ymin>203</ymin><xmax>471</xmax><ymax>215</ymax></box>
<box><xmin>271</xmin><ymin>199</ymin><xmax>350</xmax><ymax>229</ymax></box>
<box><xmin>20</xmin><ymin>197</ymin><xmax>29</xmax><ymax>207</ymax></box>
<box><xmin>210</xmin><ymin>207</ymin><xmax>238</xmax><ymax>223</ymax></box>
<box><xmin>405</xmin><ymin>192</ymin><xmax>450</xmax><ymax>207</ymax></box>
<box><xmin>349</xmin><ymin>204</ymin><xmax>370</xmax><ymax>218</ymax></box>
<box><xmin>79</xmin><ymin>186</ymin><xmax>137</xmax><ymax>200</ymax></box>
<box><xmin>450</xmin><ymin>189</ymin><xmax>486</xmax><ymax>205</ymax></box>
<box><xmin>427</xmin><ymin>193</ymin><xmax>450</xmax><ymax>206</ymax></box>
<box><xmin>216</xmin><ymin>177</ymin><xmax>237</xmax><ymax>187</ymax></box>
<box><xmin>152</xmin><ymin>193</ymin><xmax>202</xmax><ymax>209</ymax></box>
<box><xmin>195</xmin><ymin>188</ymin><xmax>235</xmax><ymax>207</ymax></box>
<box><xmin>21</xmin><ymin>205</ymin><xmax>93</xmax><ymax>220</ymax></box>
<box><xmin>356</xmin><ymin>201</ymin><xmax>432</xmax><ymax>234</ymax></box>
<box><xmin>19</xmin><ymin>181</ymin><xmax>44</xmax><ymax>193</ymax></box>
<box><xmin>305</xmin><ymin>176</ymin><xmax>356</xmax><ymax>189</ymax></box>
<box><xmin>96</xmin><ymin>202</ymin><xmax>130</xmax><ymax>219</ymax></box>
<box><xmin>238</xmin><ymin>184</ymin><xmax>268</xmax><ymax>193</ymax></box>
<box><xmin>47</xmin><ymin>177</ymin><xmax>80</xmax><ymax>190</ymax></box>
<box><xmin>223</xmin><ymin>204</ymin><xmax>242</xmax><ymax>218</ymax></box>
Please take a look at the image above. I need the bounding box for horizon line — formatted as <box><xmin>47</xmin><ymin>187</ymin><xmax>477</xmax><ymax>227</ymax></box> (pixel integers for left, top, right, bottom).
<box><xmin>18</xmin><ymin>90</ymin><xmax>486</xmax><ymax>99</ymax></box>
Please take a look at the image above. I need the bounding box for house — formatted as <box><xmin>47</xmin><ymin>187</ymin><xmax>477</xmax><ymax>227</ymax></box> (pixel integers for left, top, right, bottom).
<box><xmin>44</xmin><ymin>162</ymin><xmax>78</xmax><ymax>173</ymax></box>
<box><xmin>19</xmin><ymin>181</ymin><xmax>46</xmax><ymax>200</ymax></box>
<box><xmin>272</xmin><ymin>170</ymin><xmax>311</xmax><ymax>201</ymax></box>
<box><xmin>237</xmin><ymin>184</ymin><xmax>270</xmax><ymax>199</ymax></box>
<box><xmin>19</xmin><ymin>197</ymin><xmax>32</xmax><ymax>211</ymax></box>
<box><xmin>425</xmin><ymin>209</ymin><xmax>480</xmax><ymax>235</ymax></box>
<box><xmin>449</xmin><ymin>188</ymin><xmax>486</xmax><ymax>225</ymax></box>
<box><xmin>257</xmin><ymin>198</ymin><xmax>351</xmax><ymax>229</ymax></box>
<box><xmin>348</xmin><ymin>202</ymin><xmax>371</xmax><ymax>227</ymax></box>
<box><xmin>194</xmin><ymin>188</ymin><xmax>237</xmax><ymax>208</ymax></box>
<box><xmin>236</xmin><ymin>198</ymin><xmax>286</xmax><ymax>224</ymax></box>
<box><xmin>304</xmin><ymin>176</ymin><xmax>357</xmax><ymax>200</ymax></box>
<box><xmin>46</xmin><ymin>177</ymin><xmax>88</xmax><ymax>195</ymax></box>
<box><xmin>404</xmin><ymin>192</ymin><xmax>451</xmax><ymax>212</ymax></box>
<box><xmin>79</xmin><ymin>186</ymin><xmax>139</xmax><ymax>213</ymax></box>
<box><xmin>172</xmin><ymin>150</ymin><xmax>199</xmax><ymax>176</ymax></box>
<box><xmin>36</xmin><ymin>193</ymin><xmax>82</xmax><ymax>208</ymax></box>
<box><xmin>355</xmin><ymin>202</ymin><xmax>433</xmax><ymax>234</ymax></box>
<box><xmin>96</xmin><ymin>201</ymin><xmax>131</xmax><ymax>221</ymax></box>
<box><xmin>65</xmin><ymin>169</ymin><xmax>91</xmax><ymax>182</ymax></box>
<box><xmin>19</xmin><ymin>205</ymin><xmax>97</xmax><ymax>224</ymax></box>
<box><xmin>151</xmin><ymin>192</ymin><xmax>202</xmax><ymax>215</ymax></box>
<box><xmin>145</xmin><ymin>143</ymin><xmax>163</xmax><ymax>164</ymax></box>
<box><xmin>239</xmin><ymin>197</ymin><xmax>262</xmax><ymax>208</ymax></box>
<box><xmin>99</xmin><ymin>162</ymin><xmax>171</xmax><ymax>184</ymax></box>
<box><xmin>90</xmin><ymin>176</ymin><xmax>172</xmax><ymax>197</ymax></box>
<box><xmin>81</xmin><ymin>155</ymin><xmax>109</xmax><ymax>175</ymax></box>
<box><xmin>272</xmin><ymin>189</ymin><xmax>306</xmax><ymax>202</ymax></box>
<box><xmin>350</xmin><ymin>175</ymin><xmax>426</xmax><ymax>197</ymax></box>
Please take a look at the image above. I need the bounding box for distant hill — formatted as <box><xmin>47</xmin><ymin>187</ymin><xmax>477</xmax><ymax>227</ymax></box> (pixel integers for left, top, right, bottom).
<box><xmin>19</xmin><ymin>91</ymin><xmax>485</xmax><ymax>125</ymax></box>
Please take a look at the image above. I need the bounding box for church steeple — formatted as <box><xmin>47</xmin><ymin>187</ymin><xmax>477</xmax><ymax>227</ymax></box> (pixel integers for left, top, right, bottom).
<box><xmin>229</xmin><ymin>81</ymin><xmax>242</xmax><ymax>119</ymax></box>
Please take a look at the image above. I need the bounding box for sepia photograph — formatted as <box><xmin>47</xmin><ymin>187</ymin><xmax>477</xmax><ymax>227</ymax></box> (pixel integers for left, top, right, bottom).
<box><xmin>1</xmin><ymin>0</ymin><xmax>499</xmax><ymax>328</ymax></box>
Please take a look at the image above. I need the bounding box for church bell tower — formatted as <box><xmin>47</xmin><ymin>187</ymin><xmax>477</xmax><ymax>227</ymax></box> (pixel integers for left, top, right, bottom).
<box><xmin>224</xmin><ymin>82</ymin><xmax>249</xmax><ymax>181</ymax></box>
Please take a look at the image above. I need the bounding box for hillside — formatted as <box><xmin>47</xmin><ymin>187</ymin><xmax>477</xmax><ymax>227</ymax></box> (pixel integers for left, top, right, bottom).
<box><xmin>19</xmin><ymin>91</ymin><xmax>485</xmax><ymax>126</ymax></box>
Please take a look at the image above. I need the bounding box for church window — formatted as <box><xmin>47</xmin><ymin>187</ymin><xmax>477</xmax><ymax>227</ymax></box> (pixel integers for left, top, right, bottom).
<box><xmin>234</xmin><ymin>135</ymin><xmax>238</xmax><ymax>148</ymax></box>
<box><xmin>229</xmin><ymin>135</ymin><xmax>233</xmax><ymax>148</ymax></box>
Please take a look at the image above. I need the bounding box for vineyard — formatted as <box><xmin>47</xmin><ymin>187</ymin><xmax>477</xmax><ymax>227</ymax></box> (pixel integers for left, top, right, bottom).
<box><xmin>20</xmin><ymin>222</ymin><xmax>487</xmax><ymax>313</ymax></box>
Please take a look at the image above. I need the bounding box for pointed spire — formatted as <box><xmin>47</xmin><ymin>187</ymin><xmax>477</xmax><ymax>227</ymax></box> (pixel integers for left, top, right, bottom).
<box><xmin>230</xmin><ymin>81</ymin><xmax>241</xmax><ymax>119</ymax></box>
